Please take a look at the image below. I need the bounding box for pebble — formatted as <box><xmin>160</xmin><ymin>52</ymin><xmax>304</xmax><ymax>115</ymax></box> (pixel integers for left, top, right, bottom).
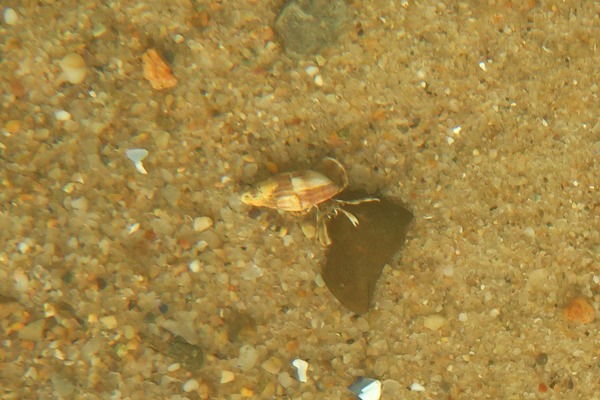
<box><xmin>17</xmin><ymin>319</ymin><xmax>46</xmax><ymax>342</ymax></box>
<box><xmin>301</xmin><ymin>220</ymin><xmax>316</xmax><ymax>240</ymax></box>
<box><xmin>54</xmin><ymin>110</ymin><xmax>72</xmax><ymax>121</ymax></box>
<box><xmin>314</xmin><ymin>74</ymin><xmax>324</xmax><ymax>87</ymax></box>
<box><xmin>381</xmin><ymin>379</ymin><xmax>402</xmax><ymax>396</ymax></box>
<box><xmin>182</xmin><ymin>378</ymin><xmax>199</xmax><ymax>392</ymax></box>
<box><xmin>99</xmin><ymin>315</ymin><xmax>118</xmax><ymax>330</ymax></box>
<box><xmin>261</xmin><ymin>357</ymin><xmax>282</xmax><ymax>375</ymax></box>
<box><xmin>3</xmin><ymin>8</ymin><xmax>18</xmax><ymax>25</ymax></box>
<box><xmin>167</xmin><ymin>363</ymin><xmax>180</xmax><ymax>372</ymax></box>
<box><xmin>189</xmin><ymin>260</ymin><xmax>202</xmax><ymax>273</ymax></box>
<box><xmin>57</xmin><ymin>53</ymin><xmax>87</xmax><ymax>85</ymax></box>
<box><xmin>277</xmin><ymin>372</ymin><xmax>294</xmax><ymax>388</ymax></box>
<box><xmin>292</xmin><ymin>358</ymin><xmax>308</xmax><ymax>382</ymax></box>
<box><xmin>142</xmin><ymin>49</ymin><xmax>177</xmax><ymax>90</ymax></box>
<box><xmin>563</xmin><ymin>297</ymin><xmax>595</xmax><ymax>324</ymax></box>
<box><xmin>4</xmin><ymin>119</ymin><xmax>21</xmax><ymax>134</ymax></box>
<box><xmin>220</xmin><ymin>370</ymin><xmax>235</xmax><ymax>384</ymax></box>
<box><xmin>237</xmin><ymin>344</ymin><xmax>259</xmax><ymax>371</ymax></box>
<box><xmin>71</xmin><ymin>197</ymin><xmax>89</xmax><ymax>212</ymax></box>
<box><xmin>410</xmin><ymin>382</ymin><xmax>426</xmax><ymax>391</ymax></box>
<box><xmin>125</xmin><ymin>148</ymin><xmax>149</xmax><ymax>174</ymax></box>
<box><xmin>275</xmin><ymin>0</ymin><xmax>350</xmax><ymax>55</ymax></box>
<box><xmin>423</xmin><ymin>314</ymin><xmax>446</xmax><ymax>330</ymax></box>
<box><xmin>193</xmin><ymin>216</ymin><xmax>213</xmax><ymax>232</ymax></box>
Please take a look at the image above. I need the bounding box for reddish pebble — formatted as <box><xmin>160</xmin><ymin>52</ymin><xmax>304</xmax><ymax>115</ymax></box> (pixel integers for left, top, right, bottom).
<box><xmin>563</xmin><ymin>297</ymin><xmax>596</xmax><ymax>324</ymax></box>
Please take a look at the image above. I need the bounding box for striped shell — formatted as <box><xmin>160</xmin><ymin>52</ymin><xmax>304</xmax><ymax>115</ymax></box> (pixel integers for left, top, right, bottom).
<box><xmin>241</xmin><ymin>170</ymin><xmax>343</xmax><ymax>212</ymax></box>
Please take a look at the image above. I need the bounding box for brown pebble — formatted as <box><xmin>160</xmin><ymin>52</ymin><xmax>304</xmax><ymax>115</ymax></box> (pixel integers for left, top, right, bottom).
<box><xmin>4</xmin><ymin>120</ymin><xmax>22</xmax><ymax>134</ymax></box>
<box><xmin>142</xmin><ymin>49</ymin><xmax>177</xmax><ymax>90</ymax></box>
<box><xmin>563</xmin><ymin>297</ymin><xmax>595</xmax><ymax>324</ymax></box>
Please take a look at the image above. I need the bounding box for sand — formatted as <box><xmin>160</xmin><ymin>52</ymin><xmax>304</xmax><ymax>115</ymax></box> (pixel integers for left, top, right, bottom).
<box><xmin>1</xmin><ymin>0</ymin><xmax>598</xmax><ymax>398</ymax></box>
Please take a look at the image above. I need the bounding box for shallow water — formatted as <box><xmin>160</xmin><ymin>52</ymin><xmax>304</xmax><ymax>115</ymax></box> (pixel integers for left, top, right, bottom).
<box><xmin>1</xmin><ymin>1</ymin><xmax>598</xmax><ymax>398</ymax></box>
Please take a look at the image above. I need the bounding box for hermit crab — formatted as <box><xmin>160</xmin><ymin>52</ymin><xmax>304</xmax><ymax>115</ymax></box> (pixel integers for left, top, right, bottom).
<box><xmin>240</xmin><ymin>158</ymin><xmax>377</xmax><ymax>246</ymax></box>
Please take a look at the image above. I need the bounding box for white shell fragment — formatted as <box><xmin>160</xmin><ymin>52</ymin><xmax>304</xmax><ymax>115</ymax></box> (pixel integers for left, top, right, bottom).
<box><xmin>125</xmin><ymin>148</ymin><xmax>149</xmax><ymax>174</ymax></box>
<box><xmin>292</xmin><ymin>358</ymin><xmax>308</xmax><ymax>383</ymax></box>
<box><xmin>348</xmin><ymin>377</ymin><xmax>382</xmax><ymax>400</ymax></box>
<box><xmin>410</xmin><ymin>382</ymin><xmax>426</xmax><ymax>391</ymax></box>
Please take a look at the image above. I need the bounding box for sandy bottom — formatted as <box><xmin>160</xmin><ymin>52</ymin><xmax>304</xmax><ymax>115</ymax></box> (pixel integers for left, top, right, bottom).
<box><xmin>1</xmin><ymin>1</ymin><xmax>598</xmax><ymax>399</ymax></box>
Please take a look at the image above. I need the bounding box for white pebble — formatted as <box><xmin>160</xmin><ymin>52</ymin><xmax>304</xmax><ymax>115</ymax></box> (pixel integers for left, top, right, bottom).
<box><xmin>189</xmin><ymin>260</ymin><xmax>201</xmax><ymax>273</ymax></box>
<box><xmin>125</xmin><ymin>148</ymin><xmax>149</xmax><ymax>174</ymax></box>
<box><xmin>304</xmin><ymin>65</ymin><xmax>319</xmax><ymax>77</ymax></box>
<box><xmin>167</xmin><ymin>363</ymin><xmax>180</xmax><ymax>372</ymax></box>
<box><xmin>193</xmin><ymin>216</ymin><xmax>213</xmax><ymax>232</ymax></box>
<box><xmin>349</xmin><ymin>378</ymin><xmax>382</xmax><ymax>400</ymax></box>
<box><xmin>410</xmin><ymin>382</ymin><xmax>426</xmax><ymax>391</ymax></box>
<box><xmin>292</xmin><ymin>359</ymin><xmax>308</xmax><ymax>382</ymax></box>
<box><xmin>182</xmin><ymin>378</ymin><xmax>199</xmax><ymax>392</ymax></box>
<box><xmin>173</xmin><ymin>33</ymin><xmax>185</xmax><ymax>43</ymax></box>
<box><xmin>3</xmin><ymin>8</ymin><xmax>18</xmax><ymax>25</ymax></box>
<box><xmin>314</xmin><ymin>74</ymin><xmax>324</xmax><ymax>87</ymax></box>
<box><xmin>54</xmin><ymin>110</ymin><xmax>72</xmax><ymax>121</ymax></box>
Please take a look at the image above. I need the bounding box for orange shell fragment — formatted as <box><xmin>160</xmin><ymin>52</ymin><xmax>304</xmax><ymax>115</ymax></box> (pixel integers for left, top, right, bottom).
<box><xmin>563</xmin><ymin>297</ymin><xmax>596</xmax><ymax>325</ymax></box>
<box><xmin>142</xmin><ymin>49</ymin><xmax>177</xmax><ymax>90</ymax></box>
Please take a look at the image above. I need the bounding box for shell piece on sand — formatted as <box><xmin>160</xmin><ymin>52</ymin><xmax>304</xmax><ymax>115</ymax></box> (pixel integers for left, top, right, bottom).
<box><xmin>323</xmin><ymin>191</ymin><xmax>413</xmax><ymax>313</ymax></box>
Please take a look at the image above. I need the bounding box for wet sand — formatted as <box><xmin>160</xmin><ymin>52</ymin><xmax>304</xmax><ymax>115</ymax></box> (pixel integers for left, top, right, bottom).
<box><xmin>1</xmin><ymin>1</ymin><xmax>598</xmax><ymax>398</ymax></box>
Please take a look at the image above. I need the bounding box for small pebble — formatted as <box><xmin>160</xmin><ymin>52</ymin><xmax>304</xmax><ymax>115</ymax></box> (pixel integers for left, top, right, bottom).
<box><xmin>261</xmin><ymin>357</ymin><xmax>282</xmax><ymax>375</ymax></box>
<box><xmin>410</xmin><ymin>382</ymin><xmax>426</xmax><ymax>391</ymax></box>
<box><xmin>305</xmin><ymin>65</ymin><xmax>319</xmax><ymax>77</ymax></box>
<box><xmin>54</xmin><ymin>110</ymin><xmax>72</xmax><ymax>121</ymax></box>
<box><xmin>423</xmin><ymin>314</ymin><xmax>446</xmax><ymax>330</ymax></box>
<box><xmin>57</xmin><ymin>53</ymin><xmax>87</xmax><ymax>85</ymax></box>
<box><xmin>314</xmin><ymin>74</ymin><xmax>324</xmax><ymax>87</ymax></box>
<box><xmin>237</xmin><ymin>344</ymin><xmax>258</xmax><ymax>371</ymax></box>
<box><xmin>189</xmin><ymin>260</ymin><xmax>202</xmax><ymax>273</ymax></box>
<box><xmin>193</xmin><ymin>216</ymin><xmax>213</xmax><ymax>232</ymax></box>
<box><xmin>4</xmin><ymin>120</ymin><xmax>21</xmax><ymax>134</ymax></box>
<box><xmin>142</xmin><ymin>49</ymin><xmax>177</xmax><ymax>90</ymax></box>
<box><xmin>3</xmin><ymin>8</ymin><xmax>18</xmax><ymax>25</ymax></box>
<box><xmin>17</xmin><ymin>319</ymin><xmax>46</xmax><ymax>342</ymax></box>
<box><xmin>182</xmin><ymin>378</ymin><xmax>199</xmax><ymax>392</ymax></box>
<box><xmin>292</xmin><ymin>359</ymin><xmax>308</xmax><ymax>382</ymax></box>
<box><xmin>123</xmin><ymin>325</ymin><xmax>136</xmax><ymax>340</ymax></box>
<box><xmin>71</xmin><ymin>197</ymin><xmax>88</xmax><ymax>212</ymax></box>
<box><xmin>220</xmin><ymin>370</ymin><xmax>235</xmax><ymax>384</ymax></box>
<box><xmin>277</xmin><ymin>372</ymin><xmax>294</xmax><ymax>389</ymax></box>
<box><xmin>301</xmin><ymin>220</ymin><xmax>316</xmax><ymax>240</ymax></box>
<box><xmin>167</xmin><ymin>363</ymin><xmax>180</xmax><ymax>372</ymax></box>
<box><xmin>563</xmin><ymin>297</ymin><xmax>596</xmax><ymax>324</ymax></box>
<box><xmin>348</xmin><ymin>377</ymin><xmax>382</xmax><ymax>400</ymax></box>
<box><xmin>100</xmin><ymin>315</ymin><xmax>118</xmax><ymax>330</ymax></box>
<box><xmin>381</xmin><ymin>379</ymin><xmax>402</xmax><ymax>396</ymax></box>
<box><xmin>125</xmin><ymin>148</ymin><xmax>149</xmax><ymax>174</ymax></box>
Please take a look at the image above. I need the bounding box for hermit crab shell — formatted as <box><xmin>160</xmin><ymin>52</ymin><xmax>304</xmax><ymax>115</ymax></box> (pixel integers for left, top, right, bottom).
<box><xmin>241</xmin><ymin>170</ymin><xmax>342</xmax><ymax>212</ymax></box>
